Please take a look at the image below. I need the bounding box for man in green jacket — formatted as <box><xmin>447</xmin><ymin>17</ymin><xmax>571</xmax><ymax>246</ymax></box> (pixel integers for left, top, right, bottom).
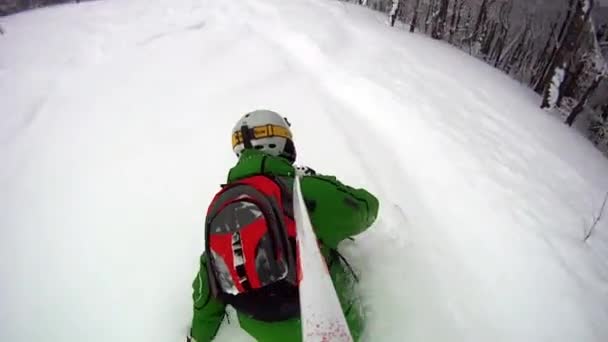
<box><xmin>188</xmin><ymin>110</ymin><xmax>379</xmax><ymax>341</ymax></box>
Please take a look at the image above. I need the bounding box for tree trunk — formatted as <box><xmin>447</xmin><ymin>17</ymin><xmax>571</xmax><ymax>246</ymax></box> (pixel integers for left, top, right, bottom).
<box><xmin>492</xmin><ymin>28</ymin><xmax>506</xmax><ymax>67</ymax></box>
<box><xmin>535</xmin><ymin>0</ymin><xmax>576</xmax><ymax>93</ymax></box>
<box><xmin>566</xmin><ymin>75</ymin><xmax>603</xmax><ymax>126</ymax></box>
<box><xmin>518</xmin><ymin>39</ymin><xmax>536</xmax><ymax>81</ymax></box>
<box><xmin>504</xmin><ymin>24</ymin><xmax>530</xmax><ymax>75</ymax></box>
<box><xmin>410</xmin><ymin>0</ymin><xmax>421</xmax><ymax>33</ymax></box>
<box><xmin>424</xmin><ymin>0</ymin><xmax>436</xmax><ymax>34</ymax></box>
<box><xmin>559</xmin><ymin>60</ymin><xmax>586</xmax><ymax>107</ymax></box>
<box><xmin>448</xmin><ymin>0</ymin><xmax>460</xmax><ymax>43</ymax></box>
<box><xmin>558</xmin><ymin>0</ymin><xmax>576</xmax><ymax>44</ymax></box>
<box><xmin>531</xmin><ymin>20</ymin><xmax>558</xmax><ymax>88</ymax></box>
<box><xmin>491</xmin><ymin>0</ymin><xmax>512</xmax><ymax>68</ymax></box>
<box><xmin>481</xmin><ymin>21</ymin><xmax>498</xmax><ymax>58</ymax></box>
<box><xmin>389</xmin><ymin>0</ymin><xmax>401</xmax><ymax>27</ymax></box>
<box><xmin>471</xmin><ymin>0</ymin><xmax>490</xmax><ymax>46</ymax></box>
<box><xmin>541</xmin><ymin>0</ymin><xmax>594</xmax><ymax>109</ymax></box>
<box><xmin>461</xmin><ymin>6</ymin><xmax>473</xmax><ymax>49</ymax></box>
<box><xmin>512</xmin><ymin>35</ymin><xmax>528</xmax><ymax>74</ymax></box>
<box><xmin>492</xmin><ymin>24</ymin><xmax>510</xmax><ymax>68</ymax></box>
<box><xmin>431</xmin><ymin>0</ymin><xmax>449</xmax><ymax>40</ymax></box>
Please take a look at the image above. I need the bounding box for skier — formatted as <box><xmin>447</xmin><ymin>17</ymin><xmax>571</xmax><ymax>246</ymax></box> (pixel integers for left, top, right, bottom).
<box><xmin>187</xmin><ymin>110</ymin><xmax>379</xmax><ymax>342</ymax></box>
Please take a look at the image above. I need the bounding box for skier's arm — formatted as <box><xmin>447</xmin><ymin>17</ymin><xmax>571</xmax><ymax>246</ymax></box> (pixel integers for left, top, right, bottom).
<box><xmin>302</xmin><ymin>175</ymin><xmax>379</xmax><ymax>248</ymax></box>
<box><xmin>190</xmin><ymin>254</ymin><xmax>226</xmax><ymax>342</ymax></box>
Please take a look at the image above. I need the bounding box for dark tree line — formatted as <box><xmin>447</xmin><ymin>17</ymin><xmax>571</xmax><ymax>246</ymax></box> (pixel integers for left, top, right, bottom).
<box><xmin>354</xmin><ymin>0</ymin><xmax>608</xmax><ymax>154</ymax></box>
<box><xmin>0</xmin><ymin>0</ymin><xmax>80</xmax><ymax>16</ymax></box>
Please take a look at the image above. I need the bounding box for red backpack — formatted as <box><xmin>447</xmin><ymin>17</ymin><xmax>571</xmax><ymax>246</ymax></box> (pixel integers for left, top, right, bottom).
<box><xmin>204</xmin><ymin>175</ymin><xmax>301</xmax><ymax>321</ymax></box>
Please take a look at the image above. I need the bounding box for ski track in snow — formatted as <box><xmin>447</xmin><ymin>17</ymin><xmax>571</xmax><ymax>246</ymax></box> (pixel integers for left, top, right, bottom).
<box><xmin>1</xmin><ymin>0</ymin><xmax>608</xmax><ymax>341</ymax></box>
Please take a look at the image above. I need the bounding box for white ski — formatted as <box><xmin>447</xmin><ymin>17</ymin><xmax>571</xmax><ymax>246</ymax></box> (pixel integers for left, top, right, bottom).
<box><xmin>292</xmin><ymin>176</ymin><xmax>353</xmax><ymax>342</ymax></box>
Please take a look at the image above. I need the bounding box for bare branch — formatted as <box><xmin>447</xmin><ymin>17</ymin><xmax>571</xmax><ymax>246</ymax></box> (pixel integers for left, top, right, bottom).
<box><xmin>585</xmin><ymin>191</ymin><xmax>608</xmax><ymax>242</ymax></box>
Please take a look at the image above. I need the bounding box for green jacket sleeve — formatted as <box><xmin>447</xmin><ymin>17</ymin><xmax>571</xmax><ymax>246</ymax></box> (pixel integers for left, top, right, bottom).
<box><xmin>301</xmin><ymin>175</ymin><xmax>379</xmax><ymax>249</ymax></box>
<box><xmin>190</xmin><ymin>254</ymin><xmax>226</xmax><ymax>342</ymax></box>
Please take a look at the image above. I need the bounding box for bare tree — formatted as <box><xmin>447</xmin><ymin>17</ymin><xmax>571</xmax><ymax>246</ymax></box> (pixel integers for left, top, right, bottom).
<box><xmin>558</xmin><ymin>0</ymin><xmax>577</xmax><ymax>44</ymax></box>
<box><xmin>541</xmin><ymin>0</ymin><xmax>595</xmax><ymax>110</ymax></box>
<box><xmin>567</xmin><ymin>74</ymin><xmax>603</xmax><ymax>125</ymax></box>
<box><xmin>480</xmin><ymin>20</ymin><xmax>498</xmax><ymax>59</ymax></box>
<box><xmin>448</xmin><ymin>0</ymin><xmax>465</xmax><ymax>44</ymax></box>
<box><xmin>560</xmin><ymin>59</ymin><xmax>586</xmax><ymax>107</ymax></box>
<box><xmin>410</xmin><ymin>0</ymin><xmax>421</xmax><ymax>33</ymax></box>
<box><xmin>510</xmin><ymin>26</ymin><xmax>531</xmax><ymax>74</ymax></box>
<box><xmin>531</xmin><ymin>18</ymin><xmax>559</xmax><ymax>89</ymax></box>
<box><xmin>534</xmin><ymin>0</ymin><xmax>576</xmax><ymax>93</ymax></box>
<box><xmin>424</xmin><ymin>0</ymin><xmax>436</xmax><ymax>34</ymax></box>
<box><xmin>500</xmin><ymin>15</ymin><xmax>532</xmax><ymax>74</ymax></box>
<box><xmin>470</xmin><ymin>0</ymin><xmax>494</xmax><ymax>51</ymax></box>
<box><xmin>584</xmin><ymin>191</ymin><xmax>608</xmax><ymax>242</ymax></box>
<box><xmin>431</xmin><ymin>0</ymin><xmax>450</xmax><ymax>40</ymax></box>
<box><xmin>460</xmin><ymin>5</ymin><xmax>473</xmax><ymax>48</ymax></box>
<box><xmin>490</xmin><ymin>0</ymin><xmax>513</xmax><ymax>68</ymax></box>
<box><xmin>389</xmin><ymin>0</ymin><xmax>402</xmax><ymax>27</ymax></box>
<box><xmin>518</xmin><ymin>36</ymin><xmax>537</xmax><ymax>81</ymax></box>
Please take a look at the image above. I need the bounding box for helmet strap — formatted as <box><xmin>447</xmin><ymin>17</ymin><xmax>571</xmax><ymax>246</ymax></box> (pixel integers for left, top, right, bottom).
<box><xmin>282</xmin><ymin>139</ymin><xmax>296</xmax><ymax>163</ymax></box>
<box><xmin>240</xmin><ymin>125</ymin><xmax>253</xmax><ymax>149</ymax></box>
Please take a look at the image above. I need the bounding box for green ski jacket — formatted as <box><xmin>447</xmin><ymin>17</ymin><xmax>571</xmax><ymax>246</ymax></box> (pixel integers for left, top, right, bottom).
<box><xmin>190</xmin><ymin>149</ymin><xmax>379</xmax><ymax>341</ymax></box>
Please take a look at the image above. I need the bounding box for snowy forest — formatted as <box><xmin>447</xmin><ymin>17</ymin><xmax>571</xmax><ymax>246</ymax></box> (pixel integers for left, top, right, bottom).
<box><xmin>2</xmin><ymin>0</ymin><xmax>608</xmax><ymax>154</ymax></box>
<box><xmin>0</xmin><ymin>0</ymin><xmax>75</xmax><ymax>15</ymax></box>
<box><xmin>353</xmin><ymin>0</ymin><xmax>608</xmax><ymax>153</ymax></box>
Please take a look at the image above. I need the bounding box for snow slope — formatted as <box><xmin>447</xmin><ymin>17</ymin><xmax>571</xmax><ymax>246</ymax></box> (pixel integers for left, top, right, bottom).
<box><xmin>2</xmin><ymin>0</ymin><xmax>608</xmax><ymax>341</ymax></box>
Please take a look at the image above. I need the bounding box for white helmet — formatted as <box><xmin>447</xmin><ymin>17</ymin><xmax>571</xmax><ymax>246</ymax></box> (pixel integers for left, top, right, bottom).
<box><xmin>232</xmin><ymin>110</ymin><xmax>296</xmax><ymax>163</ymax></box>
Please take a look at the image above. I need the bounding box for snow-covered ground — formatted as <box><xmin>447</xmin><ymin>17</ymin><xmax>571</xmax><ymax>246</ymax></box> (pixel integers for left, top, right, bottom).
<box><xmin>2</xmin><ymin>0</ymin><xmax>608</xmax><ymax>341</ymax></box>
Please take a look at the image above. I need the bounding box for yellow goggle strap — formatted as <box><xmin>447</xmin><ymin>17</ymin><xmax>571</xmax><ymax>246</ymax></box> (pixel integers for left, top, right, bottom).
<box><xmin>232</xmin><ymin>124</ymin><xmax>292</xmax><ymax>148</ymax></box>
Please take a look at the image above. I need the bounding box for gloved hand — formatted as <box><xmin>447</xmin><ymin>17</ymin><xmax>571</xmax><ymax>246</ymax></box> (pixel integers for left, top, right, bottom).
<box><xmin>295</xmin><ymin>165</ymin><xmax>316</xmax><ymax>176</ymax></box>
